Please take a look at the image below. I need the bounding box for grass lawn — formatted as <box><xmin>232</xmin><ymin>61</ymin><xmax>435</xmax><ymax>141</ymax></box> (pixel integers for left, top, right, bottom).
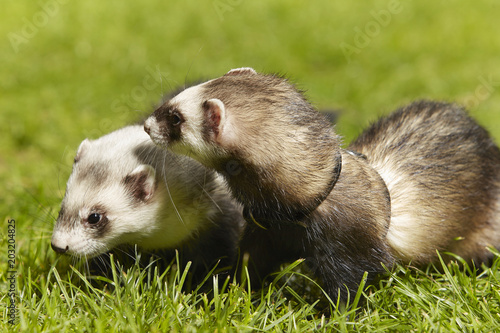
<box><xmin>2</xmin><ymin>0</ymin><xmax>500</xmax><ymax>331</ymax></box>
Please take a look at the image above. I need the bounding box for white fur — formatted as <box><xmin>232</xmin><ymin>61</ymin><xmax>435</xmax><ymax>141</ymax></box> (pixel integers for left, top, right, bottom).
<box><xmin>75</xmin><ymin>138</ymin><xmax>91</xmax><ymax>160</ymax></box>
<box><xmin>171</xmin><ymin>85</ymin><xmax>209</xmax><ymax>154</ymax></box>
<box><xmin>226</xmin><ymin>67</ymin><xmax>257</xmax><ymax>75</ymax></box>
<box><xmin>52</xmin><ymin>125</ymin><xmax>215</xmax><ymax>258</ymax></box>
<box><xmin>373</xmin><ymin>159</ymin><xmax>446</xmax><ymax>261</ymax></box>
<box><xmin>146</xmin><ymin>84</ymin><xmax>223</xmax><ymax>164</ymax></box>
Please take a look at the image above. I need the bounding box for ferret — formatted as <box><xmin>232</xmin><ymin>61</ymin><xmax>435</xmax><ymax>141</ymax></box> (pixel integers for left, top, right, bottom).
<box><xmin>144</xmin><ymin>67</ymin><xmax>500</xmax><ymax>302</ymax></box>
<box><xmin>51</xmin><ymin>124</ymin><xmax>243</xmax><ymax>281</ymax></box>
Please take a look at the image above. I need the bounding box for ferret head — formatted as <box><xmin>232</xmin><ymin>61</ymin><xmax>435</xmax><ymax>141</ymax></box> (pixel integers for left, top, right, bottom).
<box><xmin>51</xmin><ymin>126</ymin><xmax>177</xmax><ymax>258</ymax></box>
<box><xmin>144</xmin><ymin>69</ymin><xmax>247</xmax><ymax>167</ymax></box>
<box><xmin>145</xmin><ymin>68</ymin><xmax>342</xmax><ymax>220</ymax></box>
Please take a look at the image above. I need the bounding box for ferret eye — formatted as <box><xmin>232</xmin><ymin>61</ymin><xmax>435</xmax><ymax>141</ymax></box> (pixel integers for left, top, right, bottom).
<box><xmin>88</xmin><ymin>213</ymin><xmax>101</xmax><ymax>224</ymax></box>
<box><xmin>171</xmin><ymin>111</ymin><xmax>182</xmax><ymax>126</ymax></box>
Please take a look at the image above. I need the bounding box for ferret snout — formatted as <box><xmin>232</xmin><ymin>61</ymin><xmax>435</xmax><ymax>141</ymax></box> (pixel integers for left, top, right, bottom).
<box><xmin>144</xmin><ymin>114</ymin><xmax>176</xmax><ymax>146</ymax></box>
<box><xmin>144</xmin><ymin>116</ymin><xmax>161</xmax><ymax>140</ymax></box>
<box><xmin>51</xmin><ymin>241</ymin><xmax>69</xmax><ymax>254</ymax></box>
<box><xmin>51</xmin><ymin>230</ymin><xmax>70</xmax><ymax>254</ymax></box>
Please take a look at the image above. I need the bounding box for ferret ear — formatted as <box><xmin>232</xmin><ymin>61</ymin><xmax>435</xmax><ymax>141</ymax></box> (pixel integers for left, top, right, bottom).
<box><xmin>74</xmin><ymin>138</ymin><xmax>91</xmax><ymax>163</ymax></box>
<box><xmin>225</xmin><ymin>67</ymin><xmax>257</xmax><ymax>76</ymax></box>
<box><xmin>123</xmin><ymin>165</ymin><xmax>156</xmax><ymax>202</ymax></box>
<box><xmin>203</xmin><ymin>98</ymin><xmax>228</xmax><ymax>141</ymax></box>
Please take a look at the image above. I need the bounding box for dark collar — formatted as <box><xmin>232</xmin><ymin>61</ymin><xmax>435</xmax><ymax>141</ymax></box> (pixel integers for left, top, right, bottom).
<box><xmin>244</xmin><ymin>151</ymin><xmax>343</xmax><ymax>229</ymax></box>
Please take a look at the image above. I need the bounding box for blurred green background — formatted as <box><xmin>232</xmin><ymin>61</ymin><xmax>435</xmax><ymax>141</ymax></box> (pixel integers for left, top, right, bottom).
<box><xmin>1</xmin><ymin>0</ymin><xmax>500</xmax><ymax>249</ymax></box>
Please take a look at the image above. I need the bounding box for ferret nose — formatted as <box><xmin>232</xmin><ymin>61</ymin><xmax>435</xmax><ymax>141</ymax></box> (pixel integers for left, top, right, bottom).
<box><xmin>51</xmin><ymin>242</ymin><xmax>69</xmax><ymax>254</ymax></box>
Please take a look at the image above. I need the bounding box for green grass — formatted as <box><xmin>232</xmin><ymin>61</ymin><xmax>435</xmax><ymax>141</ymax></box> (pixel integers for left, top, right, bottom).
<box><xmin>5</xmin><ymin>254</ymin><xmax>500</xmax><ymax>332</ymax></box>
<box><xmin>2</xmin><ymin>0</ymin><xmax>500</xmax><ymax>331</ymax></box>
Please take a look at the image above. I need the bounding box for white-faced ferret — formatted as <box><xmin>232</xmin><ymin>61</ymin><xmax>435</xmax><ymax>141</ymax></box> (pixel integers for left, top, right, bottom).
<box><xmin>143</xmin><ymin>67</ymin><xmax>500</xmax><ymax>302</ymax></box>
<box><xmin>51</xmin><ymin>124</ymin><xmax>243</xmax><ymax>282</ymax></box>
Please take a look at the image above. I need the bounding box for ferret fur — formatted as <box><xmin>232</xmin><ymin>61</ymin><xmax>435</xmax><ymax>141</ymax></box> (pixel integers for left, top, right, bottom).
<box><xmin>51</xmin><ymin>124</ymin><xmax>243</xmax><ymax>280</ymax></box>
<box><xmin>144</xmin><ymin>68</ymin><xmax>500</xmax><ymax>301</ymax></box>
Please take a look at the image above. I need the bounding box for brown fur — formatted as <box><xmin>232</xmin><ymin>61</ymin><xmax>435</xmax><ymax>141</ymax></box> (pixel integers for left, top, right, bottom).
<box><xmin>202</xmin><ymin>72</ymin><xmax>342</xmax><ymax>220</ymax></box>
<box><xmin>145</xmin><ymin>69</ymin><xmax>500</xmax><ymax>302</ymax></box>
<box><xmin>238</xmin><ymin>151</ymin><xmax>394</xmax><ymax>297</ymax></box>
<box><xmin>350</xmin><ymin>101</ymin><xmax>500</xmax><ymax>265</ymax></box>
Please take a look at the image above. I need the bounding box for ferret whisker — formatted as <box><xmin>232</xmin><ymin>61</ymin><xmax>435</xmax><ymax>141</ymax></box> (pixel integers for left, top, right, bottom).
<box><xmin>177</xmin><ymin>150</ymin><xmax>220</xmax><ymax>209</ymax></box>
<box><xmin>201</xmin><ymin>186</ymin><xmax>223</xmax><ymax>214</ymax></box>
<box><xmin>84</xmin><ymin>255</ymin><xmax>92</xmax><ymax>277</ymax></box>
<box><xmin>70</xmin><ymin>255</ymin><xmax>85</xmax><ymax>279</ymax></box>
<box><xmin>26</xmin><ymin>209</ymin><xmax>56</xmax><ymax>227</ymax></box>
<box><xmin>58</xmin><ymin>145</ymin><xmax>73</xmax><ymax>199</ymax></box>
<box><xmin>97</xmin><ymin>254</ymin><xmax>111</xmax><ymax>274</ymax></box>
<box><xmin>161</xmin><ymin>152</ymin><xmax>185</xmax><ymax>226</ymax></box>
<box><xmin>116</xmin><ymin>247</ymin><xmax>137</xmax><ymax>262</ymax></box>
<box><xmin>23</xmin><ymin>188</ymin><xmax>57</xmax><ymax>225</ymax></box>
<box><xmin>87</xmin><ymin>254</ymin><xmax>106</xmax><ymax>278</ymax></box>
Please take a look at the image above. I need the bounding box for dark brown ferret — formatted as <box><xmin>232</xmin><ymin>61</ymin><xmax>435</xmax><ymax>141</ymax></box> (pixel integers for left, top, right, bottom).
<box><xmin>144</xmin><ymin>67</ymin><xmax>500</xmax><ymax>302</ymax></box>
